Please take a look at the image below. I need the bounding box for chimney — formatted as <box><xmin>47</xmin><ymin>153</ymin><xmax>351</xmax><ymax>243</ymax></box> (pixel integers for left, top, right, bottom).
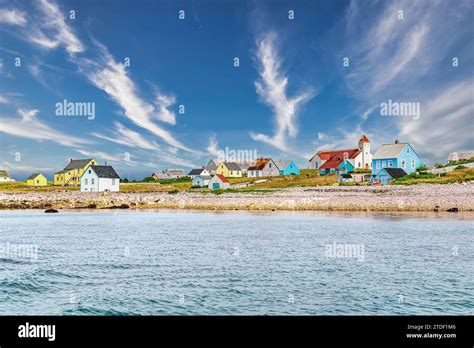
<box><xmin>105</xmin><ymin>161</ymin><xmax>107</xmax><ymax>166</ymax></box>
<box><xmin>69</xmin><ymin>158</ymin><xmax>73</xmax><ymax>162</ymax></box>
<box><xmin>395</xmin><ymin>139</ymin><xmax>400</xmax><ymax>144</ymax></box>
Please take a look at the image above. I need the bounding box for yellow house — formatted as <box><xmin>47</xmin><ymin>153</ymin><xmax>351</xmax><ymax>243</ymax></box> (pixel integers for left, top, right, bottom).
<box><xmin>54</xmin><ymin>158</ymin><xmax>97</xmax><ymax>186</ymax></box>
<box><xmin>215</xmin><ymin>162</ymin><xmax>243</xmax><ymax>178</ymax></box>
<box><xmin>26</xmin><ymin>173</ymin><xmax>47</xmax><ymax>186</ymax></box>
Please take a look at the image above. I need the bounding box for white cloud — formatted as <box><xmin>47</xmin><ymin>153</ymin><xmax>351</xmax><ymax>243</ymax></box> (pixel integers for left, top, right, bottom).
<box><xmin>0</xmin><ymin>108</ymin><xmax>92</xmax><ymax>147</ymax></box>
<box><xmin>28</xmin><ymin>29</ymin><xmax>60</xmax><ymax>50</ymax></box>
<box><xmin>36</xmin><ymin>0</ymin><xmax>85</xmax><ymax>54</ymax></box>
<box><xmin>91</xmin><ymin>122</ymin><xmax>160</xmax><ymax>151</ymax></box>
<box><xmin>0</xmin><ymin>9</ymin><xmax>27</xmax><ymax>26</ymax></box>
<box><xmin>75</xmin><ymin>149</ymin><xmax>136</xmax><ymax>165</ymax></box>
<box><xmin>153</xmin><ymin>93</ymin><xmax>177</xmax><ymax>125</ymax></box>
<box><xmin>92</xmin><ymin>122</ymin><xmax>196</xmax><ymax>168</ymax></box>
<box><xmin>250</xmin><ymin>32</ymin><xmax>314</xmax><ymax>152</ymax></box>
<box><xmin>360</xmin><ymin>106</ymin><xmax>377</xmax><ymax>123</ymax></box>
<box><xmin>76</xmin><ymin>40</ymin><xmax>194</xmax><ymax>153</ymax></box>
<box><xmin>2</xmin><ymin>161</ymin><xmax>55</xmax><ymax>173</ymax></box>
<box><xmin>206</xmin><ymin>135</ymin><xmax>221</xmax><ymax>157</ymax></box>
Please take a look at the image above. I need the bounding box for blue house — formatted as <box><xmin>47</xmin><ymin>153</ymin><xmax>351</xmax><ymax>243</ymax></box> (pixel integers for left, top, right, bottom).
<box><xmin>372</xmin><ymin>141</ymin><xmax>421</xmax><ymax>175</ymax></box>
<box><xmin>274</xmin><ymin>160</ymin><xmax>300</xmax><ymax>176</ymax></box>
<box><xmin>372</xmin><ymin>168</ymin><xmax>407</xmax><ymax>185</ymax></box>
<box><xmin>192</xmin><ymin>175</ymin><xmax>212</xmax><ymax>187</ymax></box>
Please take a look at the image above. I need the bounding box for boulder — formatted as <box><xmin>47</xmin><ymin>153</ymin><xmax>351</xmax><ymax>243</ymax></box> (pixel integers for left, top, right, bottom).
<box><xmin>44</xmin><ymin>208</ymin><xmax>58</xmax><ymax>213</ymax></box>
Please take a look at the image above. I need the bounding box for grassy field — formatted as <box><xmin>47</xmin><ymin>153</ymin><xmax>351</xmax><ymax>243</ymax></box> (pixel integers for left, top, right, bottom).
<box><xmin>0</xmin><ymin>182</ymin><xmax>79</xmax><ymax>192</ymax></box>
<box><xmin>1</xmin><ymin>168</ymin><xmax>472</xmax><ymax>193</ymax></box>
<box><xmin>121</xmin><ymin>169</ymin><xmax>337</xmax><ymax>191</ymax></box>
<box><xmin>392</xmin><ymin>168</ymin><xmax>474</xmax><ymax>185</ymax></box>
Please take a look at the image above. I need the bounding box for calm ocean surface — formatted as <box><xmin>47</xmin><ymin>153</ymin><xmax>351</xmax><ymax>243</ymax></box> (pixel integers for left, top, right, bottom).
<box><xmin>0</xmin><ymin>210</ymin><xmax>473</xmax><ymax>315</ymax></box>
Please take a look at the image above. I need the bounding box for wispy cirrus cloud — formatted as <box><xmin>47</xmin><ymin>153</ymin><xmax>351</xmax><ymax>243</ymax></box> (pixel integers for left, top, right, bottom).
<box><xmin>0</xmin><ymin>108</ymin><xmax>91</xmax><ymax>147</ymax></box>
<box><xmin>1</xmin><ymin>161</ymin><xmax>55</xmax><ymax>173</ymax></box>
<box><xmin>91</xmin><ymin>122</ymin><xmax>161</xmax><ymax>151</ymax></box>
<box><xmin>75</xmin><ymin>148</ymin><xmax>137</xmax><ymax>166</ymax></box>
<box><xmin>76</xmin><ymin>41</ymin><xmax>193</xmax><ymax>152</ymax></box>
<box><xmin>1</xmin><ymin>0</ymin><xmax>194</xmax><ymax>155</ymax></box>
<box><xmin>34</xmin><ymin>0</ymin><xmax>85</xmax><ymax>55</ymax></box>
<box><xmin>92</xmin><ymin>122</ymin><xmax>197</xmax><ymax>168</ymax></box>
<box><xmin>0</xmin><ymin>9</ymin><xmax>27</xmax><ymax>26</ymax></box>
<box><xmin>250</xmin><ymin>32</ymin><xmax>314</xmax><ymax>152</ymax></box>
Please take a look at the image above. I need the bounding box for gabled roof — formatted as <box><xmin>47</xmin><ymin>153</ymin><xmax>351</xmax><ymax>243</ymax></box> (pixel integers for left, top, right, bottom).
<box><xmin>205</xmin><ymin>159</ymin><xmax>220</xmax><ymax>170</ymax></box>
<box><xmin>359</xmin><ymin>135</ymin><xmax>370</xmax><ymax>143</ymax></box>
<box><xmin>194</xmin><ymin>175</ymin><xmax>212</xmax><ymax>180</ymax></box>
<box><xmin>90</xmin><ymin>165</ymin><xmax>120</xmax><ymax>179</ymax></box>
<box><xmin>26</xmin><ymin>173</ymin><xmax>42</xmax><ymax>180</ymax></box>
<box><xmin>248</xmin><ymin>158</ymin><xmax>271</xmax><ymax>171</ymax></box>
<box><xmin>64</xmin><ymin>159</ymin><xmax>94</xmax><ymax>170</ymax></box>
<box><xmin>223</xmin><ymin>162</ymin><xmax>242</xmax><ymax>171</ymax></box>
<box><xmin>233</xmin><ymin>160</ymin><xmax>254</xmax><ymax>170</ymax></box>
<box><xmin>320</xmin><ymin>159</ymin><xmax>343</xmax><ymax>169</ymax></box>
<box><xmin>188</xmin><ymin>168</ymin><xmax>206</xmax><ymax>176</ymax></box>
<box><xmin>317</xmin><ymin>149</ymin><xmax>360</xmax><ymax>159</ymax></box>
<box><xmin>382</xmin><ymin>168</ymin><xmax>407</xmax><ymax>179</ymax></box>
<box><xmin>373</xmin><ymin>144</ymin><xmax>407</xmax><ymax>160</ymax></box>
<box><xmin>317</xmin><ymin>149</ymin><xmax>360</xmax><ymax>169</ymax></box>
<box><xmin>215</xmin><ymin>174</ymin><xmax>229</xmax><ymax>183</ymax></box>
<box><xmin>55</xmin><ymin>169</ymin><xmax>69</xmax><ymax>174</ymax></box>
<box><xmin>0</xmin><ymin>170</ymin><xmax>10</xmax><ymax>178</ymax></box>
<box><xmin>274</xmin><ymin>160</ymin><xmax>292</xmax><ymax>170</ymax></box>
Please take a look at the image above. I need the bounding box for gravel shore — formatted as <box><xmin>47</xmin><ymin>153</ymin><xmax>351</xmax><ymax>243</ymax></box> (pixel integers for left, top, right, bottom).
<box><xmin>1</xmin><ymin>183</ymin><xmax>473</xmax><ymax>211</ymax></box>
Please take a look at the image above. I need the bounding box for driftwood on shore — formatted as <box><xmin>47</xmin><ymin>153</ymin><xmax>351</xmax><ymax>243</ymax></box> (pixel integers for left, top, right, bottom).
<box><xmin>1</xmin><ymin>183</ymin><xmax>473</xmax><ymax>212</ymax></box>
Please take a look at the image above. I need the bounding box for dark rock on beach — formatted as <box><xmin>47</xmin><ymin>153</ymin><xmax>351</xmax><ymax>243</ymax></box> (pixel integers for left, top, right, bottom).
<box><xmin>44</xmin><ymin>208</ymin><xmax>59</xmax><ymax>213</ymax></box>
<box><xmin>446</xmin><ymin>207</ymin><xmax>459</xmax><ymax>212</ymax></box>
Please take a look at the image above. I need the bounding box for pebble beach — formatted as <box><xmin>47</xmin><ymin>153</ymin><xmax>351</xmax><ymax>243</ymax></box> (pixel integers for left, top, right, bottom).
<box><xmin>1</xmin><ymin>183</ymin><xmax>473</xmax><ymax>211</ymax></box>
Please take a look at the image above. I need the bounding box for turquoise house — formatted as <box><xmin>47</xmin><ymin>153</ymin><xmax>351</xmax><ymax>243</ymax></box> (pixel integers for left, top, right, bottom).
<box><xmin>372</xmin><ymin>168</ymin><xmax>407</xmax><ymax>185</ymax></box>
<box><xmin>372</xmin><ymin>141</ymin><xmax>421</xmax><ymax>175</ymax></box>
<box><xmin>337</xmin><ymin>160</ymin><xmax>354</xmax><ymax>174</ymax></box>
<box><xmin>275</xmin><ymin>160</ymin><xmax>300</xmax><ymax>176</ymax></box>
<box><xmin>320</xmin><ymin>159</ymin><xmax>355</xmax><ymax>176</ymax></box>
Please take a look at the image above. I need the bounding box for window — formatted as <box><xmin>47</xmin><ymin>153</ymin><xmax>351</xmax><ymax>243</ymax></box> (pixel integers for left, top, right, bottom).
<box><xmin>388</xmin><ymin>160</ymin><xmax>393</xmax><ymax>168</ymax></box>
<box><xmin>269</xmin><ymin>163</ymin><xmax>272</xmax><ymax>168</ymax></box>
<box><xmin>406</xmin><ymin>147</ymin><xmax>410</xmax><ymax>154</ymax></box>
<box><xmin>376</xmin><ymin>161</ymin><xmax>380</xmax><ymax>169</ymax></box>
<box><xmin>382</xmin><ymin>161</ymin><xmax>386</xmax><ymax>168</ymax></box>
<box><xmin>88</xmin><ymin>169</ymin><xmax>91</xmax><ymax>174</ymax></box>
<box><xmin>112</xmin><ymin>179</ymin><xmax>115</xmax><ymax>185</ymax></box>
<box><xmin>85</xmin><ymin>179</ymin><xmax>88</xmax><ymax>185</ymax></box>
<box><xmin>36</xmin><ymin>179</ymin><xmax>39</xmax><ymax>184</ymax></box>
<box><xmin>358</xmin><ymin>162</ymin><xmax>361</xmax><ymax>167</ymax></box>
<box><xmin>91</xmin><ymin>178</ymin><xmax>95</xmax><ymax>184</ymax></box>
<box><xmin>411</xmin><ymin>160</ymin><xmax>415</xmax><ymax>169</ymax></box>
<box><xmin>401</xmin><ymin>160</ymin><xmax>406</xmax><ymax>169</ymax></box>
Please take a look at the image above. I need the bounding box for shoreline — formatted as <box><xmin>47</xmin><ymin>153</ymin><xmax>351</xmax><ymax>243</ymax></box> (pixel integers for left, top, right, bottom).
<box><xmin>1</xmin><ymin>183</ymin><xmax>473</xmax><ymax>212</ymax></box>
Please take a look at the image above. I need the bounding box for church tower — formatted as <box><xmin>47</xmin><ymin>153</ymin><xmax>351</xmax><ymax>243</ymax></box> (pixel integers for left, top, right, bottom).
<box><xmin>358</xmin><ymin>135</ymin><xmax>371</xmax><ymax>169</ymax></box>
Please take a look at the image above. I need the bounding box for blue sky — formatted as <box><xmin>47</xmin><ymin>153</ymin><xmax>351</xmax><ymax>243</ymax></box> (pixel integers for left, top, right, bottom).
<box><xmin>0</xmin><ymin>0</ymin><xmax>473</xmax><ymax>179</ymax></box>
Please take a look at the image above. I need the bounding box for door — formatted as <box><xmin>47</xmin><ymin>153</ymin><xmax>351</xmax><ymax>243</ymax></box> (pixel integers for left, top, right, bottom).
<box><xmin>213</xmin><ymin>183</ymin><xmax>219</xmax><ymax>189</ymax></box>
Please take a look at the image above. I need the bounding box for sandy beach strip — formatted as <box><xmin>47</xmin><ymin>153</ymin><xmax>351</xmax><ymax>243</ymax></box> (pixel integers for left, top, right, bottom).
<box><xmin>1</xmin><ymin>183</ymin><xmax>473</xmax><ymax>212</ymax></box>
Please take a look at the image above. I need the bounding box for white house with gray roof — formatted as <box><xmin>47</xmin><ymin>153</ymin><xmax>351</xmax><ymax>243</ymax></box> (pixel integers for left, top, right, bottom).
<box><xmin>80</xmin><ymin>165</ymin><xmax>120</xmax><ymax>192</ymax></box>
